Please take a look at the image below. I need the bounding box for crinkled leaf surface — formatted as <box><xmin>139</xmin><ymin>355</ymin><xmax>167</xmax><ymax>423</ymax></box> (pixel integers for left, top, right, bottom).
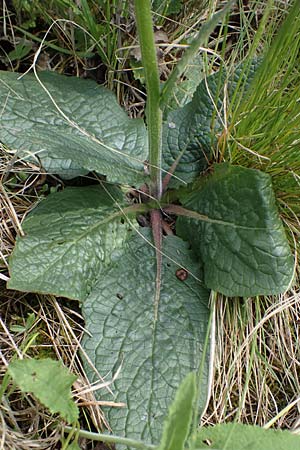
<box><xmin>82</xmin><ymin>230</ymin><xmax>211</xmax><ymax>445</ymax></box>
<box><xmin>8</xmin><ymin>184</ymin><xmax>133</xmax><ymax>300</ymax></box>
<box><xmin>228</xmin><ymin>57</ymin><xmax>262</xmax><ymax>106</ymax></box>
<box><xmin>162</xmin><ymin>71</ymin><xmax>224</xmax><ymax>186</ymax></box>
<box><xmin>195</xmin><ymin>423</ymin><xmax>300</xmax><ymax>450</ymax></box>
<box><xmin>8</xmin><ymin>186</ymin><xmax>211</xmax><ymax>444</ymax></box>
<box><xmin>8</xmin><ymin>358</ymin><xmax>78</xmax><ymax>423</ymax></box>
<box><xmin>158</xmin><ymin>372</ymin><xmax>196</xmax><ymax>450</ymax></box>
<box><xmin>165</xmin><ymin>55</ymin><xmax>204</xmax><ymax>112</ymax></box>
<box><xmin>177</xmin><ymin>164</ymin><xmax>294</xmax><ymax>297</ymax></box>
<box><xmin>162</xmin><ymin>59</ymin><xmax>260</xmax><ymax>187</ymax></box>
<box><xmin>0</xmin><ymin>71</ymin><xmax>147</xmax><ymax>183</ymax></box>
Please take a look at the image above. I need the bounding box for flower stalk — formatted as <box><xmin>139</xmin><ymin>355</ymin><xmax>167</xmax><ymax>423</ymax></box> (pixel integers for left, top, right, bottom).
<box><xmin>134</xmin><ymin>0</ymin><xmax>162</xmax><ymax>199</ymax></box>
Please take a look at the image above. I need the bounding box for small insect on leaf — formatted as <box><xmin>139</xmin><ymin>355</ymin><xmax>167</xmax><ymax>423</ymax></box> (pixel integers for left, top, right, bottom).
<box><xmin>175</xmin><ymin>268</ymin><xmax>188</xmax><ymax>281</ymax></box>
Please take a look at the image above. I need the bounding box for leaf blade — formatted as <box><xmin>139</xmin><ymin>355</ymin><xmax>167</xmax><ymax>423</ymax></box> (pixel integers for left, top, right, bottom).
<box><xmin>177</xmin><ymin>164</ymin><xmax>294</xmax><ymax>296</ymax></box>
<box><xmin>8</xmin><ymin>185</ymin><xmax>133</xmax><ymax>301</ymax></box>
<box><xmin>0</xmin><ymin>71</ymin><xmax>147</xmax><ymax>184</ymax></box>
<box><xmin>162</xmin><ymin>58</ymin><xmax>261</xmax><ymax>187</ymax></box>
<box><xmin>162</xmin><ymin>71</ymin><xmax>224</xmax><ymax>186</ymax></box>
<box><xmin>8</xmin><ymin>358</ymin><xmax>78</xmax><ymax>423</ymax></box>
<box><xmin>195</xmin><ymin>423</ymin><xmax>300</xmax><ymax>450</ymax></box>
<box><xmin>82</xmin><ymin>231</ymin><xmax>211</xmax><ymax>444</ymax></box>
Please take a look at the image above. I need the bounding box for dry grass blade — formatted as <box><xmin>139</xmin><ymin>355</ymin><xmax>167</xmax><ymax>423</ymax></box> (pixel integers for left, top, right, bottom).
<box><xmin>204</xmin><ymin>290</ymin><xmax>300</xmax><ymax>428</ymax></box>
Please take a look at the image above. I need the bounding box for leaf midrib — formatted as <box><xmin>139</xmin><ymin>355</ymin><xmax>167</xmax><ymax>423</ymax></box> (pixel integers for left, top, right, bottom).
<box><xmin>16</xmin><ymin>208</ymin><xmax>130</xmax><ymax>293</ymax></box>
<box><xmin>170</xmin><ymin>206</ymin><xmax>282</xmax><ymax>231</ymax></box>
<box><xmin>3</xmin><ymin>83</ymin><xmax>147</xmax><ymax>172</ymax></box>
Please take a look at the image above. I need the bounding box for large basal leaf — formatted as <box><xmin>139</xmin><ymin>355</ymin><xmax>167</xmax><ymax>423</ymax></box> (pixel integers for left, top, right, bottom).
<box><xmin>82</xmin><ymin>230</ymin><xmax>211</xmax><ymax>445</ymax></box>
<box><xmin>162</xmin><ymin>71</ymin><xmax>224</xmax><ymax>186</ymax></box>
<box><xmin>8</xmin><ymin>358</ymin><xmax>78</xmax><ymax>423</ymax></box>
<box><xmin>7</xmin><ymin>184</ymin><xmax>212</xmax><ymax>444</ymax></box>
<box><xmin>177</xmin><ymin>164</ymin><xmax>294</xmax><ymax>297</ymax></box>
<box><xmin>0</xmin><ymin>71</ymin><xmax>147</xmax><ymax>184</ymax></box>
<box><xmin>195</xmin><ymin>423</ymin><xmax>300</xmax><ymax>450</ymax></box>
<box><xmin>8</xmin><ymin>184</ymin><xmax>133</xmax><ymax>300</ymax></box>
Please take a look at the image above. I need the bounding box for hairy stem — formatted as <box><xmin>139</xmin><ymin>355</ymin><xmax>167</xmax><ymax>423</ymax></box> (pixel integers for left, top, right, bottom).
<box><xmin>134</xmin><ymin>0</ymin><xmax>162</xmax><ymax>199</ymax></box>
<box><xmin>63</xmin><ymin>426</ymin><xmax>156</xmax><ymax>450</ymax></box>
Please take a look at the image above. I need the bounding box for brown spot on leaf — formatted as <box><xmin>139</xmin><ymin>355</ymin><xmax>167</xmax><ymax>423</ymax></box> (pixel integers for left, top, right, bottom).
<box><xmin>175</xmin><ymin>268</ymin><xmax>188</xmax><ymax>281</ymax></box>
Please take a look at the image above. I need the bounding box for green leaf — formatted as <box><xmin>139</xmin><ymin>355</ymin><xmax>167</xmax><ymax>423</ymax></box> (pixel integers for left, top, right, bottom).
<box><xmin>162</xmin><ymin>71</ymin><xmax>224</xmax><ymax>186</ymax></box>
<box><xmin>177</xmin><ymin>164</ymin><xmax>294</xmax><ymax>297</ymax></box>
<box><xmin>164</xmin><ymin>55</ymin><xmax>204</xmax><ymax>112</ymax></box>
<box><xmin>152</xmin><ymin>0</ymin><xmax>182</xmax><ymax>15</ymax></box>
<box><xmin>8</xmin><ymin>184</ymin><xmax>134</xmax><ymax>300</ymax></box>
<box><xmin>7</xmin><ymin>185</ymin><xmax>212</xmax><ymax>444</ymax></box>
<box><xmin>0</xmin><ymin>71</ymin><xmax>147</xmax><ymax>184</ymax></box>
<box><xmin>82</xmin><ymin>231</ymin><xmax>211</xmax><ymax>445</ymax></box>
<box><xmin>229</xmin><ymin>58</ymin><xmax>262</xmax><ymax>99</ymax></box>
<box><xmin>195</xmin><ymin>423</ymin><xmax>300</xmax><ymax>450</ymax></box>
<box><xmin>227</xmin><ymin>57</ymin><xmax>262</xmax><ymax>115</ymax></box>
<box><xmin>7</xmin><ymin>40</ymin><xmax>33</xmax><ymax>62</ymax></box>
<box><xmin>160</xmin><ymin>2</ymin><xmax>233</xmax><ymax>110</ymax></box>
<box><xmin>8</xmin><ymin>358</ymin><xmax>78</xmax><ymax>423</ymax></box>
<box><xmin>162</xmin><ymin>58</ymin><xmax>260</xmax><ymax>187</ymax></box>
<box><xmin>158</xmin><ymin>372</ymin><xmax>196</xmax><ymax>450</ymax></box>
<box><xmin>65</xmin><ymin>443</ymin><xmax>81</xmax><ymax>450</ymax></box>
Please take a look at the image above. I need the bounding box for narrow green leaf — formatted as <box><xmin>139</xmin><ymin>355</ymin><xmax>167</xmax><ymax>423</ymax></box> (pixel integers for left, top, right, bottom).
<box><xmin>228</xmin><ymin>57</ymin><xmax>262</xmax><ymax>111</ymax></box>
<box><xmin>8</xmin><ymin>185</ymin><xmax>133</xmax><ymax>301</ymax></box>
<box><xmin>65</xmin><ymin>443</ymin><xmax>81</xmax><ymax>450</ymax></box>
<box><xmin>0</xmin><ymin>71</ymin><xmax>147</xmax><ymax>184</ymax></box>
<box><xmin>160</xmin><ymin>1</ymin><xmax>234</xmax><ymax>109</ymax></box>
<box><xmin>8</xmin><ymin>358</ymin><xmax>78</xmax><ymax>423</ymax></box>
<box><xmin>195</xmin><ymin>423</ymin><xmax>300</xmax><ymax>450</ymax></box>
<box><xmin>152</xmin><ymin>0</ymin><xmax>182</xmax><ymax>16</ymax></box>
<box><xmin>158</xmin><ymin>372</ymin><xmax>197</xmax><ymax>450</ymax></box>
<box><xmin>7</xmin><ymin>40</ymin><xmax>33</xmax><ymax>62</ymax></box>
<box><xmin>177</xmin><ymin>164</ymin><xmax>294</xmax><ymax>296</ymax></box>
<box><xmin>82</xmin><ymin>230</ymin><xmax>211</xmax><ymax>444</ymax></box>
